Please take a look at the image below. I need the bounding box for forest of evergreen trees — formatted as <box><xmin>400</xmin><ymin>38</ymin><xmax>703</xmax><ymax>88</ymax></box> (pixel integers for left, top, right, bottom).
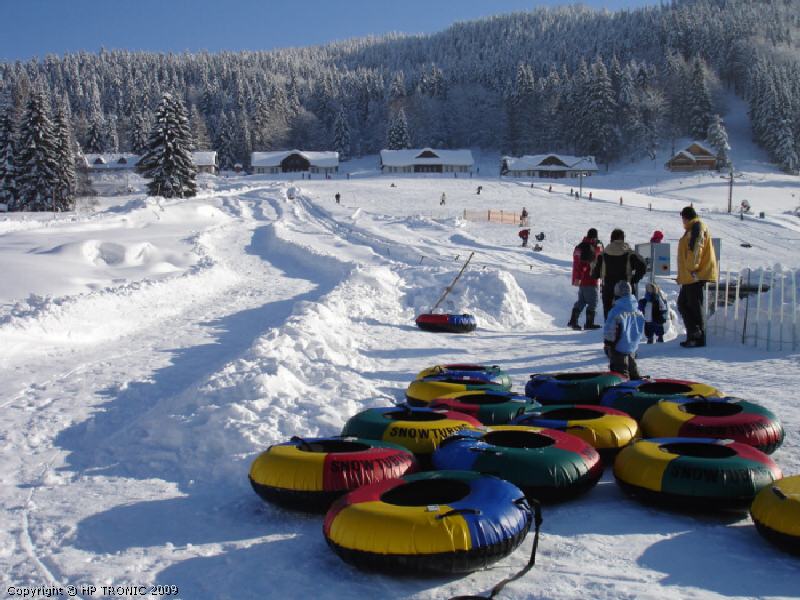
<box><xmin>0</xmin><ymin>0</ymin><xmax>798</xmax><ymax>210</ymax></box>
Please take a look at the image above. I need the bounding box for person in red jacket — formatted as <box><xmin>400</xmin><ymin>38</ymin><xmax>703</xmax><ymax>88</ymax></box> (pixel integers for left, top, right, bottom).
<box><xmin>568</xmin><ymin>228</ymin><xmax>603</xmax><ymax>330</ymax></box>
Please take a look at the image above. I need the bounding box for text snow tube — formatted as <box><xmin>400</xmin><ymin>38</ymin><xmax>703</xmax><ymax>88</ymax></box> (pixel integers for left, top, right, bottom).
<box><xmin>513</xmin><ymin>404</ymin><xmax>638</xmax><ymax>457</ymax></box>
<box><xmin>432</xmin><ymin>426</ymin><xmax>603</xmax><ymax>503</ymax></box>
<box><xmin>641</xmin><ymin>396</ymin><xmax>784</xmax><ymax>454</ymax></box>
<box><xmin>614</xmin><ymin>437</ymin><xmax>781</xmax><ymax>511</ymax></box>
<box><xmin>751</xmin><ymin>476</ymin><xmax>800</xmax><ymax>555</ymax></box>
<box><xmin>525</xmin><ymin>371</ymin><xmax>627</xmax><ymax>405</ymax></box>
<box><xmin>323</xmin><ymin>470</ymin><xmax>532</xmax><ymax>575</ymax></box>
<box><xmin>341</xmin><ymin>406</ymin><xmax>481</xmax><ymax>457</ymax></box>
<box><xmin>248</xmin><ymin>436</ymin><xmax>417</xmax><ymax>512</ymax></box>
<box><xmin>600</xmin><ymin>378</ymin><xmax>724</xmax><ymax>421</ymax></box>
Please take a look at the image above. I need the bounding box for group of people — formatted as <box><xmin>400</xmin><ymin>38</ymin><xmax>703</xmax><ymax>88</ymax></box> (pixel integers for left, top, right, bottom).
<box><xmin>570</xmin><ymin>205</ymin><xmax>718</xmax><ymax>378</ymax></box>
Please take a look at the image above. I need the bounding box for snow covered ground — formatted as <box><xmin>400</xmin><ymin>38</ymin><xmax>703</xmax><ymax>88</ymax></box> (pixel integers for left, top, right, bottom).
<box><xmin>2</xmin><ymin>103</ymin><xmax>799</xmax><ymax>599</ymax></box>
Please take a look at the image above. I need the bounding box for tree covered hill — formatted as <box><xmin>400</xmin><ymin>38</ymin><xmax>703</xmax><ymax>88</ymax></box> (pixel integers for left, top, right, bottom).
<box><xmin>0</xmin><ymin>0</ymin><xmax>798</xmax><ymax>173</ymax></box>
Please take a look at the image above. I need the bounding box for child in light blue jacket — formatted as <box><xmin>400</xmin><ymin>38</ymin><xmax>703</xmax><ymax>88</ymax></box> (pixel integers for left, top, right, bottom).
<box><xmin>604</xmin><ymin>281</ymin><xmax>646</xmax><ymax>379</ymax></box>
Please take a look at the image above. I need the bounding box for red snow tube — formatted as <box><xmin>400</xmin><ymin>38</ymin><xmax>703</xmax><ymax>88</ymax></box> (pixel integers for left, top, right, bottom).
<box><xmin>415</xmin><ymin>313</ymin><xmax>477</xmax><ymax>333</ymax></box>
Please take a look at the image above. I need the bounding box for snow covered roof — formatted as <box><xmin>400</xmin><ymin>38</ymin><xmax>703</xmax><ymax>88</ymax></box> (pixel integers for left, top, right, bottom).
<box><xmin>84</xmin><ymin>153</ymin><xmax>140</xmax><ymax>168</ymax></box>
<box><xmin>503</xmin><ymin>154</ymin><xmax>598</xmax><ymax>172</ymax></box>
<box><xmin>250</xmin><ymin>150</ymin><xmax>339</xmax><ymax>168</ymax></box>
<box><xmin>191</xmin><ymin>151</ymin><xmax>217</xmax><ymax>167</ymax></box>
<box><xmin>380</xmin><ymin>148</ymin><xmax>474</xmax><ymax>167</ymax></box>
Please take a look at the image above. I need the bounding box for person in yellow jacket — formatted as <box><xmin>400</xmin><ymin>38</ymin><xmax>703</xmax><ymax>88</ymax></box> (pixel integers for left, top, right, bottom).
<box><xmin>677</xmin><ymin>206</ymin><xmax>717</xmax><ymax>347</ymax></box>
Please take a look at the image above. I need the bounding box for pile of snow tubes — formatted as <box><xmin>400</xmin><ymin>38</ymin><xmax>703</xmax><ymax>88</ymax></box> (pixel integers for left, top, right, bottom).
<box><xmin>432</xmin><ymin>426</ymin><xmax>603</xmax><ymax>502</ymax></box>
<box><xmin>525</xmin><ymin>371</ymin><xmax>627</xmax><ymax>405</ymax></box>
<box><xmin>750</xmin><ymin>476</ymin><xmax>800</xmax><ymax>555</ymax></box>
<box><xmin>248</xmin><ymin>436</ymin><xmax>417</xmax><ymax>512</ymax></box>
<box><xmin>340</xmin><ymin>406</ymin><xmax>481</xmax><ymax>458</ymax></box>
<box><xmin>416</xmin><ymin>363</ymin><xmax>512</xmax><ymax>390</ymax></box>
<box><xmin>600</xmin><ymin>378</ymin><xmax>722</xmax><ymax>421</ymax></box>
<box><xmin>614</xmin><ymin>437</ymin><xmax>782</xmax><ymax>511</ymax></box>
<box><xmin>407</xmin><ymin>376</ymin><xmax>507</xmax><ymax>406</ymax></box>
<box><xmin>513</xmin><ymin>405</ymin><xmax>638</xmax><ymax>457</ymax></box>
<box><xmin>429</xmin><ymin>391</ymin><xmax>538</xmax><ymax>425</ymax></box>
<box><xmin>641</xmin><ymin>396</ymin><xmax>784</xmax><ymax>454</ymax></box>
<box><xmin>323</xmin><ymin>470</ymin><xmax>533</xmax><ymax>574</ymax></box>
<box><xmin>415</xmin><ymin>313</ymin><xmax>477</xmax><ymax>333</ymax></box>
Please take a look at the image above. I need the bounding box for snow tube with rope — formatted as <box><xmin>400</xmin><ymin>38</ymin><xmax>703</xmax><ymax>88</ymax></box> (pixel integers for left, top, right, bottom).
<box><xmin>415</xmin><ymin>313</ymin><xmax>477</xmax><ymax>333</ymax></box>
<box><xmin>751</xmin><ymin>476</ymin><xmax>800</xmax><ymax>555</ymax></box>
<box><xmin>525</xmin><ymin>371</ymin><xmax>627</xmax><ymax>405</ymax></box>
<box><xmin>323</xmin><ymin>470</ymin><xmax>533</xmax><ymax>574</ymax></box>
<box><xmin>415</xmin><ymin>364</ymin><xmax>512</xmax><ymax>390</ymax></box>
<box><xmin>431</xmin><ymin>426</ymin><xmax>603</xmax><ymax>502</ymax></box>
<box><xmin>340</xmin><ymin>406</ymin><xmax>481</xmax><ymax>457</ymax></box>
<box><xmin>248</xmin><ymin>436</ymin><xmax>417</xmax><ymax>512</ymax></box>
<box><xmin>600</xmin><ymin>378</ymin><xmax>723</xmax><ymax>421</ymax></box>
<box><xmin>641</xmin><ymin>396</ymin><xmax>784</xmax><ymax>454</ymax></box>
<box><xmin>430</xmin><ymin>390</ymin><xmax>539</xmax><ymax>425</ymax></box>
<box><xmin>614</xmin><ymin>437</ymin><xmax>781</xmax><ymax>511</ymax></box>
<box><xmin>406</xmin><ymin>376</ymin><xmax>507</xmax><ymax>405</ymax></box>
<box><xmin>513</xmin><ymin>404</ymin><xmax>638</xmax><ymax>456</ymax></box>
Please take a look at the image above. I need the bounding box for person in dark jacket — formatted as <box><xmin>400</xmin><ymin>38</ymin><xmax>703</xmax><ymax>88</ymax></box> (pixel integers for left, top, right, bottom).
<box><xmin>603</xmin><ymin>281</ymin><xmax>645</xmax><ymax>379</ymax></box>
<box><xmin>568</xmin><ymin>228</ymin><xmax>603</xmax><ymax>330</ymax></box>
<box><xmin>592</xmin><ymin>228</ymin><xmax>648</xmax><ymax>319</ymax></box>
<box><xmin>518</xmin><ymin>228</ymin><xmax>530</xmax><ymax>247</ymax></box>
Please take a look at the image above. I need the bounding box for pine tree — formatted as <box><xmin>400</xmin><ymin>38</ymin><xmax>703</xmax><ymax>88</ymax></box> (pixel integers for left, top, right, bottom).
<box><xmin>215</xmin><ymin>111</ymin><xmax>237</xmax><ymax>171</ymax></box>
<box><xmin>333</xmin><ymin>109</ymin><xmax>351</xmax><ymax>161</ymax></box>
<box><xmin>136</xmin><ymin>93</ymin><xmax>196</xmax><ymax>198</ymax></box>
<box><xmin>189</xmin><ymin>104</ymin><xmax>210</xmax><ymax>150</ymax></box>
<box><xmin>52</xmin><ymin>105</ymin><xmax>77</xmax><ymax>211</ymax></box>
<box><xmin>0</xmin><ymin>106</ymin><xmax>17</xmax><ymax>210</ymax></box>
<box><xmin>85</xmin><ymin>115</ymin><xmax>106</xmax><ymax>153</ymax></box>
<box><xmin>688</xmin><ymin>58</ymin><xmax>713</xmax><ymax>140</ymax></box>
<box><xmin>583</xmin><ymin>57</ymin><xmax>618</xmax><ymax>166</ymax></box>
<box><xmin>16</xmin><ymin>91</ymin><xmax>59</xmax><ymax>211</ymax></box>
<box><xmin>129</xmin><ymin>111</ymin><xmax>150</xmax><ymax>155</ymax></box>
<box><xmin>387</xmin><ymin>108</ymin><xmax>411</xmax><ymax>150</ymax></box>
<box><xmin>706</xmin><ymin>114</ymin><xmax>730</xmax><ymax>168</ymax></box>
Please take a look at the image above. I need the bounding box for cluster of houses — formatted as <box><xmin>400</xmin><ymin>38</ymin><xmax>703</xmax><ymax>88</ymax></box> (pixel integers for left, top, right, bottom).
<box><xmin>81</xmin><ymin>142</ymin><xmax>723</xmax><ymax>178</ymax></box>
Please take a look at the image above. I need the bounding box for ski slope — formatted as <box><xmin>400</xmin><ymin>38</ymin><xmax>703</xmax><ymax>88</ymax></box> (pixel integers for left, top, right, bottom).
<box><xmin>1</xmin><ymin>134</ymin><xmax>799</xmax><ymax>598</ymax></box>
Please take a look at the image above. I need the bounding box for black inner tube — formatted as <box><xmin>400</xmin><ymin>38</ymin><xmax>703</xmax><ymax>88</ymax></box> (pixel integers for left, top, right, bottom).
<box><xmin>445</xmin><ymin>365</ymin><xmax>487</xmax><ymax>372</ymax></box>
<box><xmin>386</xmin><ymin>411</ymin><xmax>448</xmax><ymax>422</ymax></box>
<box><xmin>682</xmin><ymin>401</ymin><xmax>743</xmax><ymax>417</ymax></box>
<box><xmin>640</xmin><ymin>382</ymin><xmax>694</xmax><ymax>395</ymax></box>
<box><xmin>296</xmin><ymin>440</ymin><xmax>371</xmax><ymax>453</ymax></box>
<box><xmin>436</xmin><ymin>378</ymin><xmax>493</xmax><ymax>385</ymax></box>
<box><xmin>381</xmin><ymin>479</ymin><xmax>471</xmax><ymax>506</ymax></box>
<box><xmin>661</xmin><ymin>442</ymin><xmax>738</xmax><ymax>458</ymax></box>
<box><xmin>534</xmin><ymin>407</ymin><xmax>604</xmax><ymax>421</ymax></box>
<box><xmin>483</xmin><ymin>430</ymin><xmax>556</xmax><ymax>449</ymax></box>
<box><xmin>446</xmin><ymin>394</ymin><xmax>512</xmax><ymax>406</ymax></box>
<box><xmin>552</xmin><ymin>372</ymin><xmax>605</xmax><ymax>381</ymax></box>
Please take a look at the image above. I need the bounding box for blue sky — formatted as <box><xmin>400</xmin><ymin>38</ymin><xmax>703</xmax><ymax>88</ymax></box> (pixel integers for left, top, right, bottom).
<box><xmin>1</xmin><ymin>0</ymin><xmax>658</xmax><ymax>62</ymax></box>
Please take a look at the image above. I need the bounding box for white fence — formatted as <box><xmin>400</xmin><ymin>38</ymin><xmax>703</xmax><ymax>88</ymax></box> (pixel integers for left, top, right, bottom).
<box><xmin>706</xmin><ymin>267</ymin><xmax>799</xmax><ymax>351</ymax></box>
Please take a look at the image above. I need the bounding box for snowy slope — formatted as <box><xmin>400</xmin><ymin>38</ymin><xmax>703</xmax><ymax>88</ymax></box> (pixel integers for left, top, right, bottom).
<box><xmin>1</xmin><ymin>124</ymin><xmax>799</xmax><ymax>598</ymax></box>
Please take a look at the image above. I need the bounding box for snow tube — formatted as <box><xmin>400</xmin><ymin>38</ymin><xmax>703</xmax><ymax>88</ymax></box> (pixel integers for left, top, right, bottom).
<box><xmin>432</xmin><ymin>426</ymin><xmax>603</xmax><ymax>502</ymax></box>
<box><xmin>751</xmin><ymin>476</ymin><xmax>800</xmax><ymax>555</ymax></box>
<box><xmin>524</xmin><ymin>371</ymin><xmax>627</xmax><ymax>405</ymax></box>
<box><xmin>513</xmin><ymin>404</ymin><xmax>638</xmax><ymax>456</ymax></box>
<box><xmin>406</xmin><ymin>376</ymin><xmax>507</xmax><ymax>405</ymax></box>
<box><xmin>416</xmin><ymin>364</ymin><xmax>512</xmax><ymax>390</ymax></box>
<box><xmin>429</xmin><ymin>391</ymin><xmax>539</xmax><ymax>425</ymax></box>
<box><xmin>614</xmin><ymin>437</ymin><xmax>782</xmax><ymax>511</ymax></box>
<box><xmin>415</xmin><ymin>313</ymin><xmax>477</xmax><ymax>333</ymax></box>
<box><xmin>600</xmin><ymin>378</ymin><xmax>723</xmax><ymax>421</ymax></box>
<box><xmin>323</xmin><ymin>470</ymin><xmax>532</xmax><ymax>574</ymax></box>
<box><xmin>248</xmin><ymin>436</ymin><xmax>417</xmax><ymax>512</ymax></box>
<box><xmin>641</xmin><ymin>397</ymin><xmax>784</xmax><ymax>454</ymax></box>
<box><xmin>341</xmin><ymin>406</ymin><xmax>481</xmax><ymax>457</ymax></box>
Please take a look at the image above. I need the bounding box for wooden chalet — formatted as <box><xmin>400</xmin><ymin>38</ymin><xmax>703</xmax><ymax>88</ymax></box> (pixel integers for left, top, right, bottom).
<box><xmin>251</xmin><ymin>150</ymin><xmax>339</xmax><ymax>175</ymax></box>
<box><xmin>665</xmin><ymin>142</ymin><xmax>718</xmax><ymax>171</ymax></box>
<box><xmin>501</xmin><ymin>154</ymin><xmax>598</xmax><ymax>179</ymax></box>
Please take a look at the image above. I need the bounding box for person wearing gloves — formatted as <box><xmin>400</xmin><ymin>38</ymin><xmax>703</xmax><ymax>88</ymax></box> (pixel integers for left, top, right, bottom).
<box><xmin>603</xmin><ymin>280</ymin><xmax>645</xmax><ymax>379</ymax></box>
<box><xmin>677</xmin><ymin>206</ymin><xmax>717</xmax><ymax>348</ymax></box>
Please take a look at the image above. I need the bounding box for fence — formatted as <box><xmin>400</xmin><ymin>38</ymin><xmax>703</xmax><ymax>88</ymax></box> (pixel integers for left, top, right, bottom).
<box><xmin>706</xmin><ymin>267</ymin><xmax>799</xmax><ymax>351</ymax></box>
<box><xmin>463</xmin><ymin>209</ymin><xmax>529</xmax><ymax>226</ymax></box>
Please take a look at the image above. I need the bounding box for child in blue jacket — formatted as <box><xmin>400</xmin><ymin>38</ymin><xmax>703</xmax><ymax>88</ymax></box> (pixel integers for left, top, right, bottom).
<box><xmin>604</xmin><ymin>281</ymin><xmax>646</xmax><ymax>379</ymax></box>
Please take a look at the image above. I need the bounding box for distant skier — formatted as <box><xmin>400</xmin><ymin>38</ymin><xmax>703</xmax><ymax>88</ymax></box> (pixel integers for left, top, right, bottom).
<box><xmin>518</xmin><ymin>228</ymin><xmax>530</xmax><ymax>247</ymax></box>
<box><xmin>477</xmin><ymin>186</ymin><xmax>483</xmax><ymax>195</ymax></box>
<box><xmin>335</xmin><ymin>192</ymin><xmax>341</xmax><ymax>204</ymax></box>
<box><xmin>440</xmin><ymin>192</ymin><xmax>446</xmax><ymax>205</ymax></box>
<box><xmin>520</xmin><ymin>207</ymin><xmax>529</xmax><ymax>226</ymax></box>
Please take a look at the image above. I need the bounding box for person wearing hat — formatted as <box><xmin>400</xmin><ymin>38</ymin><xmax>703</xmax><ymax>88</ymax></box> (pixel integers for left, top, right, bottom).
<box><xmin>677</xmin><ymin>206</ymin><xmax>717</xmax><ymax>348</ymax></box>
<box><xmin>650</xmin><ymin>230</ymin><xmax>664</xmax><ymax>243</ymax></box>
<box><xmin>591</xmin><ymin>228</ymin><xmax>648</xmax><ymax>319</ymax></box>
<box><xmin>568</xmin><ymin>228</ymin><xmax>604</xmax><ymax>330</ymax></box>
<box><xmin>603</xmin><ymin>280</ymin><xmax>645</xmax><ymax>379</ymax></box>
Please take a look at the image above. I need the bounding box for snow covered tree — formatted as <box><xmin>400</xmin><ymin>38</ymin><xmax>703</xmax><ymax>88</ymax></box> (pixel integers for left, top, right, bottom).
<box><xmin>136</xmin><ymin>93</ymin><xmax>196</xmax><ymax>198</ymax></box>
<box><xmin>0</xmin><ymin>106</ymin><xmax>17</xmax><ymax>210</ymax></box>
<box><xmin>129</xmin><ymin>111</ymin><xmax>150</xmax><ymax>155</ymax></box>
<box><xmin>52</xmin><ymin>105</ymin><xmax>77</xmax><ymax>211</ymax></box>
<box><xmin>706</xmin><ymin>114</ymin><xmax>730</xmax><ymax>168</ymax></box>
<box><xmin>215</xmin><ymin>111</ymin><xmax>237</xmax><ymax>171</ymax></box>
<box><xmin>85</xmin><ymin>115</ymin><xmax>106</xmax><ymax>153</ymax></box>
<box><xmin>15</xmin><ymin>91</ymin><xmax>59</xmax><ymax>211</ymax></box>
<box><xmin>189</xmin><ymin>104</ymin><xmax>210</xmax><ymax>150</ymax></box>
<box><xmin>333</xmin><ymin>109</ymin><xmax>351</xmax><ymax>161</ymax></box>
<box><xmin>688</xmin><ymin>58</ymin><xmax>713</xmax><ymax>140</ymax></box>
<box><xmin>387</xmin><ymin>108</ymin><xmax>411</xmax><ymax>150</ymax></box>
<box><xmin>582</xmin><ymin>57</ymin><xmax>618</xmax><ymax>167</ymax></box>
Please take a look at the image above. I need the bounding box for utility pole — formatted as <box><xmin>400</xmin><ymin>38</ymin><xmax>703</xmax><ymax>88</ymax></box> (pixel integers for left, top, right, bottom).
<box><xmin>727</xmin><ymin>165</ymin><xmax>734</xmax><ymax>213</ymax></box>
<box><xmin>579</xmin><ymin>171</ymin><xmax>584</xmax><ymax>198</ymax></box>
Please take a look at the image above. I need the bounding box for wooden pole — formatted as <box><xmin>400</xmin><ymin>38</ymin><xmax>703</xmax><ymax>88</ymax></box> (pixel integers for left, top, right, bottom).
<box><xmin>431</xmin><ymin>252</ymin><xmax>476</xmax><ymax>313</ymax></box>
